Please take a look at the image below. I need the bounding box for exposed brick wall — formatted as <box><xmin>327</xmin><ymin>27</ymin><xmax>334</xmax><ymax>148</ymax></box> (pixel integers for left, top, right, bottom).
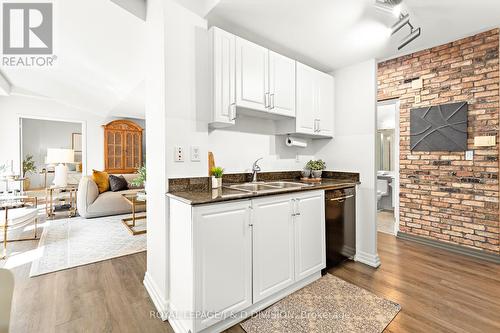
<box><xmin>378</xmin><ymin>29</ymin><xmax>499</xmax><ymax>255</ymax></box>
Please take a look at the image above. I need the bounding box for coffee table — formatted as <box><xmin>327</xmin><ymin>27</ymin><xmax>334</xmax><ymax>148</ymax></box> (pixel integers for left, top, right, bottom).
<box><xmin>121</xmin><ymin>193</ymin><xmax>146</xmax><ymax>235</ymax></box>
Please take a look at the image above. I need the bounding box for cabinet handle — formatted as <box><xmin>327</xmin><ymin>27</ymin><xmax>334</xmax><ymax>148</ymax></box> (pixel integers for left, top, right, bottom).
<box><xmin>295</xmin><ymin>198</ymin><xmax>301</xmax><ymax>216</ymax></box>
<box><xmin>291</xmin><ymin>198</ymin><xmax>296</xmax><ymax>216</ymax></box>
<box><xmin>264</xmin><ymin>92</ymin><xmax>269</xmax><ymax>108</ymax></box>
<box><xmin>270</xmin><ymin>93</ymin><xmax>275</xmax><ymax>109</ymax></box>
<box><xmin>317</xmin><ymin>119</ymin><xmax>321</xmax><ymax>132</ymax></box>
<box><xmin>230</xmin><ymin>103</ymin><xmax>236</xmax><ymax>120</ymax></box>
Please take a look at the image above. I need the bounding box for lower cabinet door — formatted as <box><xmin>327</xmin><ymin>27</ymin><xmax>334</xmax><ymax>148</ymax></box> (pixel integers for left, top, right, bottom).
<box><xmin>252</xmin><ymin>194</ymin><xmax>295</xmax><ymax>302</ymax></box>
<box><xmin>193</xmin><ymin>200</ymin><xmax>253</xmax><ymax>330</ymax></box>
<box><xmin>294</xmin><ymin>191</ymin><xmax>326</xmax><ymax>280</ymax></box>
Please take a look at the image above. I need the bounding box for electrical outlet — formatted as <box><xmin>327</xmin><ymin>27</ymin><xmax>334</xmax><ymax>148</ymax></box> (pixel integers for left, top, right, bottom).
<box><xmin>174</xmin><ymin>146</ymin><xmax>184</xmax><ymax>162</ymax></box>
<box><xmin>191</xmin><ymin>146</ymin><xmax>201</xmax><ymax>162</ymax></box>
<box><xmin>414</xmin><ymin>95</ymin><xmax>421</xmax><ymax>104</ymax></box>
<box><xmin>465</xmin><ymin>150</ymin><xmax>474</xmax><ymax>161</ymax></box>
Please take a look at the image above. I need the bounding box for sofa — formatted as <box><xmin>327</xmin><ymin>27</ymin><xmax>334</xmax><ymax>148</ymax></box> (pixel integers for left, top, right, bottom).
<box><xmin>77</xmin><ymin>174</ymin><xmax>145</xmax><ymax>218</ymax></box>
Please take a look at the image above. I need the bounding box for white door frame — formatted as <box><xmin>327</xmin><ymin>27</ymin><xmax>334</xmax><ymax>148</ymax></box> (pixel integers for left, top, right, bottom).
<box><xmin>18</xmin><ymin>115</ymin><xmax>88</xmax><ymax>177</ymax></box>
<box><xmin>377</xmin><ymin>99</ymin><xmax>400</xmax><ymax>235</ymax></box>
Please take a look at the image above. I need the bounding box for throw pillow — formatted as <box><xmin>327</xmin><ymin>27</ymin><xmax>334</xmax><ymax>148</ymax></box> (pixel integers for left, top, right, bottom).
<box><xmin>109</xmin><ymin>175</ymin><xmax>129</xmax><ymax>192</ymax></box>
<box><xmin>92</xmin><ymin>169</ymin><xmax>110</xmax><ymax>193</ymax></box>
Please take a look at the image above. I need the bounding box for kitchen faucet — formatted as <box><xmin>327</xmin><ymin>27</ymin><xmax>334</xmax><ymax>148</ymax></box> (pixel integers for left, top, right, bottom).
<box><xmin>252</xmin><ymin>158</ymin><xmax>263</xmax><ymax>182</ymax></box>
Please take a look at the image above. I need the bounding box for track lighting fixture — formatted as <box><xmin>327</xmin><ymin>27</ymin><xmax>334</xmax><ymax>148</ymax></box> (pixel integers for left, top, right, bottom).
<box><xmin>375</xmin><ymin>0</ymin><xmax>421</xmax><ymax>50</ymax></box>
<box><xmin>391</xmin><ymin>13</ymin><xmax>410</xmax><ymax>35</ymax></box>
<box><xmin>399</xmin><ymin>27</ymin><xmax>421</xmax><ymax>50</ymax></box>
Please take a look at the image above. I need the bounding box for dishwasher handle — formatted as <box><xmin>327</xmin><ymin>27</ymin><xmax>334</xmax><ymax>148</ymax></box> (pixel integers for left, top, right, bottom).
<box><xmin>328</xmin><ymin>195</ymin><xmax>354</xmax><ymax>203</ymax></box>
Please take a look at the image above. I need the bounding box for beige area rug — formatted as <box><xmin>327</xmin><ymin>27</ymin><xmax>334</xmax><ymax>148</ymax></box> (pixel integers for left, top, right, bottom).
<box><xmin>29</xmin><ymin>214</ymin><xmax>146</xmax><ymax>277</ymax></box>
<box><xmin>241</xmin><ymin>274</ymin><xmax>400</xmax><ymax>333</ymax></box>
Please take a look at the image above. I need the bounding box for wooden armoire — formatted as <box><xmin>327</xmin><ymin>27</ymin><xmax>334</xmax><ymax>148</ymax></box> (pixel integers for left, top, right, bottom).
<box><xmin>103</xmin><ymin>120</ymin><xmax>143</xmax><ymax>174</ymax></box>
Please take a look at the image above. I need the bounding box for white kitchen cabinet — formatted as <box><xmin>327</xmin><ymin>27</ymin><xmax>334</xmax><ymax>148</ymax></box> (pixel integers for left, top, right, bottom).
<box><xmin>295</xmin><ymin>62</ymin><xmax>317</xmax><ymax>135</ymax></box>
<box><xmin>236</xmin><ymin>37</ymin><xmax>269</xmax><ymax>112</ymax></box>
<box><xmin>168</xmin><ymin>190</ymin><xmax>325</xmax><ymax>333</ymax></box>
<box><xmin>252</xmin><ymin>194</ymin><xmax>295</xmax><ymax>302</ymax></box>
<box><xmin>276</xmin><ymin>62</ymin><xmax>334</xmax><ymax>138</ymax></box>
<box><xmin>316</xmin><ymin>71</ymin><xmax>335</xmax><ymax>137</ymax></box>
<box><xmin>293</xmin><ymin>191</ymin><xmax>326</xmax><ymax>280</ymax></box>
<box><xmin>209</xmin><ymin>27</ymin><xmax>236</xmax><ymax>128</ymax></box>
<box><xmin>269</xmin><ymin>51</ymin><xmax>296</xmax><ymax>117</ymax></box>
<box><xmin>193</xmin><ymin>200</ymin><xmax>253</xmax><ymax>331</ymax></box>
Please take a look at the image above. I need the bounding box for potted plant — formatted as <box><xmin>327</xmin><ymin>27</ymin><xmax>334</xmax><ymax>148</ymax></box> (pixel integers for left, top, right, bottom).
<box><xmin>132</xmin><ymin>164</ymin><xmax>146</xmax><ymax>190</ymax></box>
<box><xmin>210</xmin><ymin>166</ymin><xmax>224</xmax><ymax>189</ymax></box>
<box><xmin>306</xmin><ymin>159</ymin><xmax>326</xmax><ymax>178</ymax></box>
<box><xmin>22</xmin><ymin>154</ymin><xmax>37</xmax><ymax>190</ymax></box>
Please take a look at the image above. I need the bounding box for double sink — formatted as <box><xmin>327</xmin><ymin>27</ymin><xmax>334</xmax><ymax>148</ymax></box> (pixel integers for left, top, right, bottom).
<box><xmin>225</xmin><ymin>181</ymin><xmax>314</xmax><ymax>194</ymax></box>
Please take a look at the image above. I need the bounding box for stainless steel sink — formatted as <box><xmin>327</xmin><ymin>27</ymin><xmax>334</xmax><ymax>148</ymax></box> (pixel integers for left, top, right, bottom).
<box><xmin>227</xmin><ymin>183</ymin><xmax>277</xmax><ymax>193</ymax></box>
<box><xmin>226</xmin><ymin>181</ymin><xmax>312</xmax><ymax>193</ymax></box>
<box><xmin>264</xmin><ymin>181</ymin><xmax>312</xmax><ymax>189</ymax></box>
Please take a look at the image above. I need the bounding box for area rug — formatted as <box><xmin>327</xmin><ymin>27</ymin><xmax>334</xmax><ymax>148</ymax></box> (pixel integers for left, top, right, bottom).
<box><xmin>29</xmin><ymin>214</ymin><xmax>146</xmax><ymax>277</ymax></box>
<box><xmin>241</xmin><ymin>274</ymin><xmax>400</xmax><ymax>333</ymax></box>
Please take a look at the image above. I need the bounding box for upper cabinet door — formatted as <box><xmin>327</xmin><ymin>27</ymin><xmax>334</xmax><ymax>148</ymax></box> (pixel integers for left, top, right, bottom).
<box><xmin>269</xmin><ymin>51</ymin><xmax>296</xmax><ymax>117</ymax></box>
<box><xmin>295</xmin><ymin>63</ymin><xmax>316</xmax><ymax>135</ymax></box>
<box><xmin>236</xmin><ymin>37</ymin><xmax>269</xmax><ymax>112</ymax></box>
<box><xmin>317</xmin><ymin>73</ymin><xmax>334</xmax><ymax>137</ymax></box>
<box><xmin>294</xmin><ymin>191</ymin><xmax>326</xmax><ymax>281</ymax></box>
<box><xmin>210</xmin><ymin>27</ymin><xmax>236</xmax><ymax>127</ymax></box>
<box><xmin>252</xmin><ymin>194</ymin><xmax>295</xmax><ymax>303</ymax></box>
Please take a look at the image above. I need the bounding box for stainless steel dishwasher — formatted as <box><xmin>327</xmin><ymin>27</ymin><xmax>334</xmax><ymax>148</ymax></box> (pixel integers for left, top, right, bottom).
<box><xmin>324</xmin><ymin>186</ymin><xmax>356</xmax><ymax>269</ymax></box>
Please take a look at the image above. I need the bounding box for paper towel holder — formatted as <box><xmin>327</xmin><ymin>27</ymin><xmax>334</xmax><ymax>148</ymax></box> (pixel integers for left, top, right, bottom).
<box><xmin>286</xmin><ymin>135</ymin><xmax>308</xmax><ymax>148</ymax></box>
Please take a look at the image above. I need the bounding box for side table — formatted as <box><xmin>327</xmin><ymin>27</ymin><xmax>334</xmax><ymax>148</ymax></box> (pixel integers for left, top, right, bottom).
<box><xmin>45</xmin><ymin>185</ymin><xmax>78</xmax><ymax>218</ymax></box>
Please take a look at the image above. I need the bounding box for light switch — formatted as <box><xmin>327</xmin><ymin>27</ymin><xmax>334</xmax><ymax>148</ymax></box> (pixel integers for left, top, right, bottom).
<box><xmin>465</xmin><ymin>150</ymin><xmax>474</xmax><ymax>161</ymax></box>
<box><xmin>174</xmin><ymin>146</ymin><xmax>184</xmax><ymax>162</ymax></box>
<box><xmin>474</xmin><ymin>136</ymin><xmax>496</xmax><ymax>147</ymax></box>
<box><xmin>190</xmin><ymin>146</ymin><xmax>201</xmax><ymax>162</ymax></box>
<box><xmin>414</xmin><ymin>95</ymin><xmax>421</xmax><ymax>104</ymax></box>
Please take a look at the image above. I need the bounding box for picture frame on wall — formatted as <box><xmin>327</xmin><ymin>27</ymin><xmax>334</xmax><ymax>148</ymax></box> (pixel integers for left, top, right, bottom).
<box><xmin>72</xmin><ymin>133</ymin><xmax>82</xmax><ymax>152</ymax></box>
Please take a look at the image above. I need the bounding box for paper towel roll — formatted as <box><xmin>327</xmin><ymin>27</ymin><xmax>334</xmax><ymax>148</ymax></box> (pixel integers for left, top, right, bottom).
<box><xmin>286</xmin><ymin>136</ymin><xmax>307</xmax><ymax>148</ymax></box>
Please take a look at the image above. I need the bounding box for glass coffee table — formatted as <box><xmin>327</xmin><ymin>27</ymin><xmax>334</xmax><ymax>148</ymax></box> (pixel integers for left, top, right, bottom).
<box><xmin>121</xmin><ymin>193</ymin><xmax>146</xmax><ymax>235</ymax></box>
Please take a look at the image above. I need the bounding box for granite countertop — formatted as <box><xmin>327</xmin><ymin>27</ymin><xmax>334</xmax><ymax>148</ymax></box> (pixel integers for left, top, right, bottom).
<box><xmin>167</xmin><ymin>178</ymin><xmax>359</xmax><ymax>205</ymax></box>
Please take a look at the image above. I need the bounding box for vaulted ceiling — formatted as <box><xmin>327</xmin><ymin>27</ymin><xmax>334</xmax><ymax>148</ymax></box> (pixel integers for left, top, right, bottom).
<box><xmin>1</xmin><ymin>0</ymin><xmax>146</xmax><ymax>117</ymax></box>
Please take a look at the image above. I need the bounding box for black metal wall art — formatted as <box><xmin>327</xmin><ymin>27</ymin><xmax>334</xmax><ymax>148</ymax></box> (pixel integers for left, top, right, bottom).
<box><xmin>410</xmin><ymin>102</ymin><xmax>468</xmax><ymax>151</ymax></box>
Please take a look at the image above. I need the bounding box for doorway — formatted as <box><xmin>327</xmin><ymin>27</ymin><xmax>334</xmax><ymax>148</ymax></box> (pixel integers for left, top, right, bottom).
<box><xmin>376</xmin><ymin>99</ymin><xmax>400</xmax><ymax>235</ymax></box>
<box><xmin>19</xmin><ymin>116</ymin><xmax>86</xmax><ymax>192</ymax></box>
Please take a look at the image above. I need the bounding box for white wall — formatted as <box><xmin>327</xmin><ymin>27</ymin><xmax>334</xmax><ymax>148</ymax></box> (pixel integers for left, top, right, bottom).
<box><xmin>0</xmin><ymin>94</ymin><xmax>108</xmax><ymax>191</ymax></box>
<box><xmin>162</xmin><ymin>11</ymin><xmax>316</xmax><ymax>178</ymax></box>
<box><xmin>144</xmin><ymin>0</ymin><xmax>169</xmax><ymax>318</ymax></box>
<box><xmin>315</xmin><ymin>59</ymin><xmax>380</xmax><ymax>268</ymax></box>
<box><xmin>21</xmin><ymin>118</ymin><xmax>82</xmax><ymax>188</ymax></box>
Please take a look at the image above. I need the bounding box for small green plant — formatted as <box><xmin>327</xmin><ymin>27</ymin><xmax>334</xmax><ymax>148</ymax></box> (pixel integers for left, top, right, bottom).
<box><xmin>305</xmin><ymin>159</ymin><xmax>326</xmax><ymax>171</ymax></box>
<box><xmin>23</xmin><ymin>155</ymin><xmax>37</xmax><ymax>177</ymax></box>
<box><xmin>210</xmin><ymin>166</ymin><xmax>224</xmax><ymax>178</ymax></box>
<box><xmin>132</xmin><ymin>164</ymin><xmax>146</xmax><ymax>186</ymax></box>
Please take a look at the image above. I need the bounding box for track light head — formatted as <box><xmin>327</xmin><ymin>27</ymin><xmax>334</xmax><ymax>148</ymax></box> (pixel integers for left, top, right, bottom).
<box><xmin>391</xmin><ymin>13</ymin><xmax>410</xmax><ymax>35</ymax></box>
<box><xmin>398</xmin><ymin>27</ymin><xmax>421</xmax><ymax>50</ymax></box>
<box><xmin>375</xmin><ymin>0</ymin><xmax>403</xmax><ymax>17</ymax></box>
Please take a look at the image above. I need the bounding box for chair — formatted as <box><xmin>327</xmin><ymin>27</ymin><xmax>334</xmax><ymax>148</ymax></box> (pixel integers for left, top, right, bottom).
<box><xmin>1</xmin><ymin>198</ymin><xmax>39</xmax><ymax>259</ymax></box>
<box><xmin>0</xmin><ymin>268</ymin><xmax>14</xmax><ymax>333</ymax></box>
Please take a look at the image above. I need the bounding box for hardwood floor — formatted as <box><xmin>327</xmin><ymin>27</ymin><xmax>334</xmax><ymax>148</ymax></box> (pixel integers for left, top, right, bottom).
<box><xmin>2</xmin><ymin>230</ymin><xmax>499</xmax><ymax>332</ymax></box>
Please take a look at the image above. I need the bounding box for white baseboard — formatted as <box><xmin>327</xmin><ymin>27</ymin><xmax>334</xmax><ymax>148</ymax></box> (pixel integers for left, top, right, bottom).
<box><xmin>143</xmin><ymin>271</ymin><xmax>169</xmax><ymax>321</ymax></box>
<box><xmin>354</xmin><ymin>251</ymin><xmax>381</xmax><ymax>268</ymax></box>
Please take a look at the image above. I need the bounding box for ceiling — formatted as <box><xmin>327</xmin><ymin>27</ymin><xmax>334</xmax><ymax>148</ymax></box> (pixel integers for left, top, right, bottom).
<box><xmin>1</xmin><ymin>0</ymin><xmax>146</xmax><ymax>117</ymax></box>
<box><xmin>207</xmin><ymin>0</ymin><xmax>500</xmax><ymax>72</ymax></box>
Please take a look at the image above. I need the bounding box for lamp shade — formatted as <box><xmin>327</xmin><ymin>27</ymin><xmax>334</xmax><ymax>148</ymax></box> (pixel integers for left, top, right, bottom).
<box><xmin>46</xmin><ymin>148</ymin><xmax>74</xmax><ymax>164</ymax></box>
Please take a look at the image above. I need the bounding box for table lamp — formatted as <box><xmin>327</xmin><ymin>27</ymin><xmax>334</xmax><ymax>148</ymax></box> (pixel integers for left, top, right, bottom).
<box><xmin>46</xmin><ymin>148</ymin><xmax>74</xmax><ymax>187</ymax></box>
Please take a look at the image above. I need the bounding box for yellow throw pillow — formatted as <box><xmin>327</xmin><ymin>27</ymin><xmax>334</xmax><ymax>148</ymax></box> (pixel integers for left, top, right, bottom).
<box><xmin>92</xmin><ymin>169</ymin><xmax>110</xmax><ymax>193</ymax></box>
